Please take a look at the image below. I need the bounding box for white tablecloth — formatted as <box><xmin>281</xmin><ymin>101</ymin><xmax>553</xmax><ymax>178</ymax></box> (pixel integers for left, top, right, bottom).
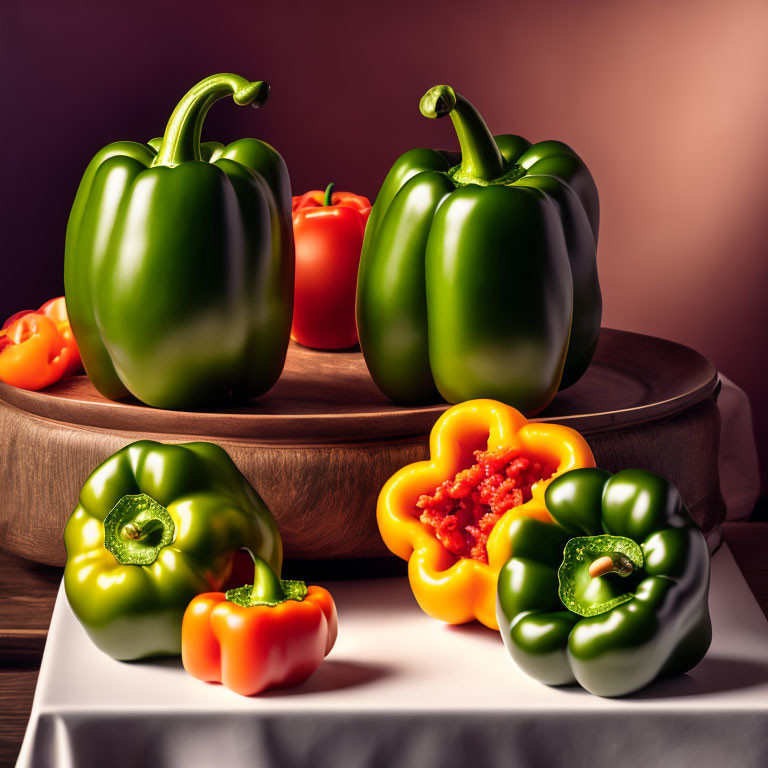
<box><xmin>718</xmin><ymin>375</ymin><xmax>761</xmax><ymax>520</ymax></box>
<box><xmin>17</xmin><ymin>545</ymin><xmax>768</xmax><ymax>768</ymax></box>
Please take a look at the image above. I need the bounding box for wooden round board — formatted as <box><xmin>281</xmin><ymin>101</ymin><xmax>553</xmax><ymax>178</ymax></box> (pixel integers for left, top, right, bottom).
<box><xmin>0</xmin><ymin>329</ymin><xmax>725</xmax><ymax>565</ymax></box>
<box><xmin>0</xmin><ymin>329</ymin><xmax>716</xmax><ymax>440</ymax></box>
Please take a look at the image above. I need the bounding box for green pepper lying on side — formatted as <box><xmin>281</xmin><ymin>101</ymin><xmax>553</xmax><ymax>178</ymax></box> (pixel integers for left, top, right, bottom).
<box><xmin>64</xmin><ymin>440</ymin><xmax>282</xmax><ymax>660</ymax></box>
<box><xmin>497</xmin><ymin>468</ymin><xmax>711</xmax><ymax>697</ymax></box>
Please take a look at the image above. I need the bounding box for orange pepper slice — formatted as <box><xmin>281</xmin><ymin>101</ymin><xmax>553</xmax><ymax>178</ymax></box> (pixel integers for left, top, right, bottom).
<box><xmin>0</xmin><ymin>297</ymin><xmax>81</xmax><ymax>390</ymax></box>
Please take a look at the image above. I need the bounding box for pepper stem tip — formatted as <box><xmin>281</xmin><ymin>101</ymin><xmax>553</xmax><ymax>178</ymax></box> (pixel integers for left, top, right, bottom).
<box><xmin>121</xmin><ymin>523</ymin><xmax>141</xmax><ymax>541</ymax></box>
<box><xmin>419</xmin><ymin>85</ymin><xmax>456</xmax><ymax>119</ymax></box>
<box><xmin>589</xmin><ymin>554</ymin><xmax>634</xmax><ymax>579</ymax></box>
<box><xmin>235</xmin><ymin>80</ymin><xmax>269</xmax><ymax>109</ymax></box>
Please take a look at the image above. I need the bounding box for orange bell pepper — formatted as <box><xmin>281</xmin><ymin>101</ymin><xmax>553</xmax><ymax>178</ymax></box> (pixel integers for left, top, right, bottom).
<box><xmin>377</xmin><ymin>399</ymin><xmax>595</xmax><ymax>630</ymax></box>
<box><xmin>182</xmin><ymin>556</ymin><xmax>338</xmax><ymax>696</ymax></box>
<box><xmin>0</xmin><ymin>297</ymin><xmax>81</xmax><ymax>390</ymax></box>
<box><xmin>291</xmin><ymin>183</ymin><xmax>371</xmax><ymax>350</ymax></box>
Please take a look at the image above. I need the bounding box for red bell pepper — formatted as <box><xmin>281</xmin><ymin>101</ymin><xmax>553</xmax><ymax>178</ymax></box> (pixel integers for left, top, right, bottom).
<box><xmin>291</xmin><ymin>183</ymin><xmax>371</xmax><ymax>350</ymax></box>
<box><xmin>0</xmin><ymin>297</ymin><xmax>81</xmax><ymax>390</ymax></box>
<box><xmin>182</xmin><ymin>556</ymin><xmax>338</xmax><ymax>696</ymax></box>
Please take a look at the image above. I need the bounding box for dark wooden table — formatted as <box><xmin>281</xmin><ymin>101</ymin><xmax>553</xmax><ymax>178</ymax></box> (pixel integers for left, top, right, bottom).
<box><xmin>2</xmin><ymin>522</ymin><xmax>767</xmax><ymax>767</ymax></box>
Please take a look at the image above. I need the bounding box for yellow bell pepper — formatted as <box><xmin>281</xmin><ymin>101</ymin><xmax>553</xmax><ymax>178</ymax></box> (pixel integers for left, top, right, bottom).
<box><xmin>377</xmin><ymin>399</ymin><xmax>595</xmax><ymax>630</ymax></box>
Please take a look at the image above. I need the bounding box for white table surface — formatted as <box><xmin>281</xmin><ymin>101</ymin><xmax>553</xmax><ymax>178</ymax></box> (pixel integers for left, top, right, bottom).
<box><xmin>17</xmin><ymin>545</ymin><xmax>768</xmax><ymax>768</ymax></box>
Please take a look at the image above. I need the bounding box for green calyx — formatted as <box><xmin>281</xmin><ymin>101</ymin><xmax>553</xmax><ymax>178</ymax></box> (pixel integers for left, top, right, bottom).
<box><xmin>446</xmin><ymin>161</ymin><xmax>527</xmax><ymax>188</ymax></box>
<box><xmin>558</xmin><ymin>534</ymin><xmax>644</xmax><ymax>617</ymax></box>
<box><xmin>225</xmin><ymin>554</ymin><xmax>307</xmax><ymax>607</ymax></box>
<box><xmin>153</xmin><ymin>73</ymin><xmax>269</xmax><ymax>168</ymax></box>
<box><xmin>323</xmin><ymin>182</ymin><xmax>335</xmax><ymax>207</ymax></box>
<box><xmin>226</xmin><ymin>580</ymin><xmax>308</xmax><ymax>607</ymax></box>
<box><xmin>103</xmin><ymin>493</ymin><xmax>176</xmax><ymax>566</ymax></box>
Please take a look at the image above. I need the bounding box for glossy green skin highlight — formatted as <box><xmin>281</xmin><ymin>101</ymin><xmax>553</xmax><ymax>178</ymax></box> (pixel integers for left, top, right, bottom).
<box><xmin>357</xmin><ymin>85</ymin><xmax>601</xmax><ymax>410</ymax></box>
<box><xmin>64</xmin><ymin>440</ymin><xmax>282</xmax><ymax>660</ymax></box>
<box><xmin>496</xmin><ymin>468</ymin><xmax>712</xmax><ymax>697</ymax></box>
<box><xmin>64</xmin><ymin>74</ymin><xmax>294</xmax><ymax>409</ymax></box>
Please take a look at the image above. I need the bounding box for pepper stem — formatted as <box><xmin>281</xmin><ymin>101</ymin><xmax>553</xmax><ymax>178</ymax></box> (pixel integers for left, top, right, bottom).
<box><xmin>588</xmin><ymin>554</ymin><xmax>635</xmax><ymax>579</ymax></box>
<box><xmin>249</xmin><ymin>555</ymin><xmax>287</xmax><ymax>603</ymax></box>
<box><xmin>152</xmin><ymin>74</ymin><xmax>269</xmax><ymax>168</ymax></box>
<box><xmin>323</xmin><ymin>182</ymin><xmax>335</xmax><ymax>207</ymax></box>
<box><xmin>225</xmin><ymin>553</ymin><xmax>308</xmax><ymax>608</ymax></box>
<box><xmin>120</xmin><ymin>519</ymin><xmax>164</xmax><ymax>542</ymax></box>
<box><xmin>419</xmin><ymin>84</ymin><xmax>505</xmax><ymax>182</ymax></box>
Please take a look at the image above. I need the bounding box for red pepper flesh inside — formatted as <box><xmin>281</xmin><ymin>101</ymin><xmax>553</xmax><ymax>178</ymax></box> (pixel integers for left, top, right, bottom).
<box><xmin>417</xmin><ymin>447</ymin><xmax>555</xmax><ymax>563</ymax></box>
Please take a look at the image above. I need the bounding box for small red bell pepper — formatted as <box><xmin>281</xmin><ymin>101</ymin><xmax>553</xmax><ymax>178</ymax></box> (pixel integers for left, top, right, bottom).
<box><xmin>0</xmin><ymin>297</ymin><xmax>81</xmax><ymax>390</ymax></box>
<box><xmin>291</xmin><ymin>183</ymin><xmax>371</xmax><ymax>350</ymax></box>
<box><xmin>182</xmin><ymin>555</ymin><xmax>338</xmax><ymax>696</ymax></box>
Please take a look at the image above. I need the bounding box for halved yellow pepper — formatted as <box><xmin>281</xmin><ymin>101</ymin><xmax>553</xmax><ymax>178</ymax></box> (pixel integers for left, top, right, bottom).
<box><xmin>377</xmin><ymin>399</ymin><xmax>595</xmax><ymax>630</ymax></box>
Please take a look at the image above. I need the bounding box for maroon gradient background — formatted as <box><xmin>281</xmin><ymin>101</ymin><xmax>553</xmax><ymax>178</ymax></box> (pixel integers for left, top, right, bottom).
<box><xmin>2</xmin><ymin>0</ymin><xmax>766</xmax><ymax>490</ymax></box>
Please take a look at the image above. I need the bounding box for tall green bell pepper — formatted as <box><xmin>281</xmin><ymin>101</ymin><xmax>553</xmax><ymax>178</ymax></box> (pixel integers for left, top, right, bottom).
<box><xmin>64</xmin><ymin>73</ymin><xmax>294</xmax><ymax>409</ymax></box>
<box><xmin>64</xmin><ymin>440</ymin><xmax>282</xmax><ymax>660</ymax></box>
<box><xmin>496</xmin><ymin>468</ymin><xmax>711</xmax><ymax>697</ymax></box>
<box><xmin>357</xmin><ymin>85</ymin><xmax>601</xmax><ymax>412</ymax></box>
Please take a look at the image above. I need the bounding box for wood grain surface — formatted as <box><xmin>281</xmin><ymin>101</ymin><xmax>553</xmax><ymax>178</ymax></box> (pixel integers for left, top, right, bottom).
<box><xmin>0</xmin><ymin>553</ymin><xmax>60</xmax><ymax>767</ymax></box>
<box><xmin>0</xmin><ymin>329</ymin><xmax>717</xmax><ymax>440</ymax></box>
<box><xmin>0</xmin><ymin>554</ymin><xmax>60</xmax><ymax>665</ymax></box>
<box><xmin>0</xmin><ymin>668</ymin><xmax>39</xmax><ymax>768</ymax></box>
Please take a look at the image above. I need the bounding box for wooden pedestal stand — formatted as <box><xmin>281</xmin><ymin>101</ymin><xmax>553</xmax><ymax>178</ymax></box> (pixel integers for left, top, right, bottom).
<box><xmin>0</xmin><ymin>329</ymin><xmax>724</xmax><ymax>565</ymax></box>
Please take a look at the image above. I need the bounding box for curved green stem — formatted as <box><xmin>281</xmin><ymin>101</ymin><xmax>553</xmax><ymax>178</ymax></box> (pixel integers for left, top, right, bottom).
<box><xmin>419</xmin><ymin>84</ymin><xmax>504</xmax><ymax>182</ymax></box>
<box><xmin>153</xmin><ymin>74</ymin><xmax>269</xmax><ymax>167</ymax></box>
<box><xmin>323</xmin><ymin>182</ymin><xmax>335</xmax><ymax>207</ymax></box>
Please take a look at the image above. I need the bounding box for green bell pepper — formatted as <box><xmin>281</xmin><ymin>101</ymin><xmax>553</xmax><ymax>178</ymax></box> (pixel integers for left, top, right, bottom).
<box><xmin>64</xmin><ymin>73</ymin><xmax>294</xmax><ymax>409</ymax></box>
<box><xmin>64</xmin><ymin>440</ymin><xmax>282</xmax><ymax>660</ymax></box>
<box><xmin>496</xmin><ymin>468</ymin><xmax>712</xmax><ymax>697</ymax></box>
<box><xmin>357</xmin><ymin>84</ymin><xmax>601</xmax><ymax>411</ymax></box>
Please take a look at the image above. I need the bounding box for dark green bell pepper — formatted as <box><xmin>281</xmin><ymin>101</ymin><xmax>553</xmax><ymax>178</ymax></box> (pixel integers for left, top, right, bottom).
<box><xmin>64</xmin><ymin>440</ymin><xmax>282</xmax><ymax>660</ymax></box>
<box><xmin>64</xmin><ymin>73</ymin><xmax>294</xmax><ymax>409</ymax></box>
<box><xmin>357</xmin><ymin>84</ymin><xmax>601</xmax><ymax>411</ymax></box>
<box><xmin>496</xmin><ymin>468</ymin><xmax>711</xmax><ymax>697</ymax></box>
